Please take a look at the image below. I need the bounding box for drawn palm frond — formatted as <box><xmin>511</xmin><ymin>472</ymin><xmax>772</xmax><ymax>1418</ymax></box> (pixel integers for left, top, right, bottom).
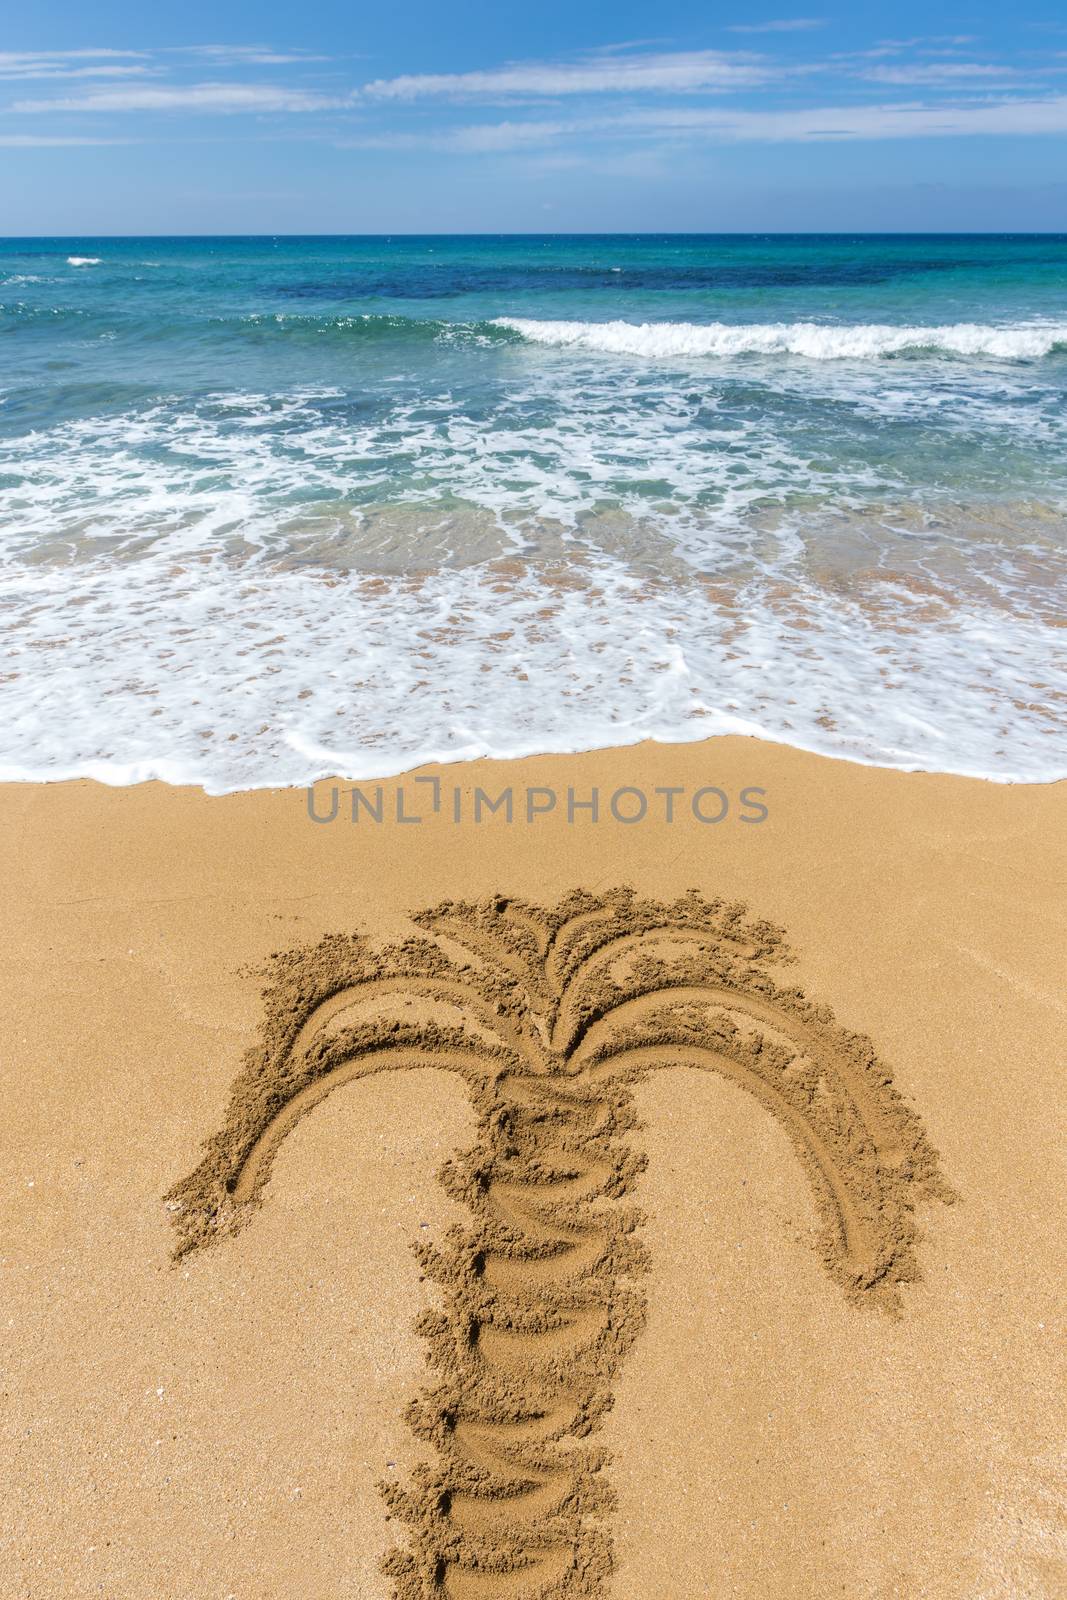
<box><xmin>168</xmin><ymin>889</ymin><xmax>950</xmax><ymax>1599</ymax></box>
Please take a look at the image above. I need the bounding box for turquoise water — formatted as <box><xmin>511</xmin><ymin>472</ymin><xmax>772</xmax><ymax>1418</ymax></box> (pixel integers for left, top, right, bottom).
<box><xmin>1</xmin><ymin>235</ymin><xmax>1065</xmax><ymax>788</ymax></box>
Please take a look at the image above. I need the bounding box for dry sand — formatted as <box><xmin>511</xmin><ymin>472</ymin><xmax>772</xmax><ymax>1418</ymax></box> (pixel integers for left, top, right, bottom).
<box><xmin>2</xmin><ymin>736</ymin><xmax>1065</xmax><ymax>1598</ymax></box>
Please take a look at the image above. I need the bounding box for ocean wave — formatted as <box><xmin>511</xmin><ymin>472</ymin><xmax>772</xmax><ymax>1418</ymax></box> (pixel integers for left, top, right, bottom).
<box><xmin>494</xmin><ymin>317</ymin><xmax>1067</xmax><ymax>361</ymax></box>
<box><xmin>15</xmin><ymin>301</ymin><xmax>1062</xmax><ymax>362</ymax></box>
<box><xmin>0</xmin><ymin>302</ymin><xmax>95</xmax><ymax>329</ymax></box>
<box><xmin>67</xmin><ymin>256</ymin><xmax>102</xmax><ymax>267</ymax></box>
<box><xmin>230</xmin><ymin>311</ymin><xmax>512</xmax><ymax>346</ymax></box>
<box><xmin>0</xmin><ymin>302</ymin><xmax>512</xmax><ymax>348</ymax></box>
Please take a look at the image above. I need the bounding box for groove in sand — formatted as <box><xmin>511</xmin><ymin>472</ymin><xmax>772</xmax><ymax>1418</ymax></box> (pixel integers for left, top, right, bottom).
<box><xmin>167</xmin><ymin>888</ymin><xmax>952</xmax><ymax>1598</ymax></box>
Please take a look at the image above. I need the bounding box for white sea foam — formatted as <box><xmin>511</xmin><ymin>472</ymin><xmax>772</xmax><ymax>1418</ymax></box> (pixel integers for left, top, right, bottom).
<box><xmin>66</xmin><ymin>256</ymin><xmax>102</xmax><ymax>267</ymax></box>
<box><xmin>6</xmin><ymin>361</ymin><xmax>1063</xmax><ymax>570</ymax></box>
<box><xmin>0</xmin><ymin>383</ymin><xmax>874</xmax><ymax>561</ymax></box>
<box><xmin>495</xmin><ymin>317</ymin><xmax>1067</xmax><ymax>361</ymax></box>
<box><xmin>0</xmin><ymin>550</ymin><xmax>1062</xmax><ymax>793</ymax></box>
<box><xmin>2</xmin><ymin>364</ymin><xmax>1064</xmax><ymax>791</ymax></box>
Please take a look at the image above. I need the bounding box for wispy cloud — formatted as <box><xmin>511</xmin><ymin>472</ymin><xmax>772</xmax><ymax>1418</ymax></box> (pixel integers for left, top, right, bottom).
<box><xmin>0</xmin><ymin>49</ymin><xmax>152</xmax><ymax>81</ymax></box>
<box><xmin>175</xmin><ymin>45</ymin><xmax>333</xmax><ymax>66</ymax></box>
<box><xmin>862</xmin><ymin>63</ymin><xmax>1022</xmax><ymax>86</ymax></box>
<box><xmin>0</xmin><ymin>132</ymin><xmax>134</xmax><ymax>146</ymax></box>
<box><xmin>837</xmin><ymin>35</ymin><xmax>983</xmax><ymax>62</ymax></box>
<box><xmin>361</xmin><ymin>50</ymin><xmax>772</xmax><ymax>100</ymax></box>
<box><xmin>632</xmin><ymin>96</ymin><xmax>1067</xmax><ymax>140</ymax></box>
<box><xmin>362</xmin><ymin>94</ymin><xmax>1067</xmax><ymax>152</ymax></box>
<box><xmin>13</xmin><ymin>82</ymin><xmax>349</xmax><ymax>114</ymax></box>
<box><xmin>0</xmin><ymin>64</ymin><xmax>156</xmax><ymax>82</ymax></box>
<box><xmin>0</xmin><ymin>49</ymin><xmax>149</xmax><ymax>62</ymax></box>
<box><xmin>5</xmin><ymin>34</ymin><xmax>1067</xmax><ymax>162</ymax></box>
<box><xmin>725</xmin><ymin>18</ymin><xmax>826</xmax><ymax>33</ymax></box>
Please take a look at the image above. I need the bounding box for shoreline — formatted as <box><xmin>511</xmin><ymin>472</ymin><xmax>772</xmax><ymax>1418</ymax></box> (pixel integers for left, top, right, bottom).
<box><xmin>2</xmin><ymin>724</ymin><xmax>1065</xmax><ymax>798</ymax></box>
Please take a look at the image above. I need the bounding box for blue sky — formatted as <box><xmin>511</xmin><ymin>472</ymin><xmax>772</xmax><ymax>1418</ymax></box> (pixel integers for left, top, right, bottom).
<box><xmin>3</xmin><ymin>2</ymin><xmax>1067</xmax><ymax>232</ymax></box>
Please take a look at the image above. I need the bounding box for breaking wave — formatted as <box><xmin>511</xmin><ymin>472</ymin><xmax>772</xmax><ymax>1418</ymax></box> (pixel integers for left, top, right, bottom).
<box><xmin>494</xmin><ymin>317</ymin><xmax>1067</xmax><ymax>361</ymax></box>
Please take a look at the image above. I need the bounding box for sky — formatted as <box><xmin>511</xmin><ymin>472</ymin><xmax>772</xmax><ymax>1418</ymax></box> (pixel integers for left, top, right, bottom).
<box><xmin>3</xmin><ymin>1</ymin><xmax>1067</xmax><ymax>232</ymax></box>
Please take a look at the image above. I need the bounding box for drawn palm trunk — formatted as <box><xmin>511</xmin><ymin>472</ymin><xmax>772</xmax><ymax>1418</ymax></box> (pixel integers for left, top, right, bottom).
<box><xmin>167</xmin><ymin>889</ymin><xmax>950</xmax><ymax>1600</ymax></box>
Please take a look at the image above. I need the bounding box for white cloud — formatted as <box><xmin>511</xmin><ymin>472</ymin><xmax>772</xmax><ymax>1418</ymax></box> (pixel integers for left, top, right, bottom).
<box><xmin>0</xmin><ymin>50</ymin><xmax>148</xmax><ymax>63</ymax></box>
<box><xmin>0</xmin><ymin>64</ymin><xmax>155</xmax><ymax>82</ymax></box>
<box><xmin>631</xmin><ymin>97</ymin><xmax>1067</xmax><ymax>140</ymax></box>
<box><xmin>863</xmin><ymin>63</ymin><xmax>1023</xmax><ymax>86</ymax></box>
<box><xmin>725</xmin><ymin>18</ymin><xmax>826</xmax><ymax>33</ymax></box>
<box><xmin>388</xmin><ymin>94</ymin><xmax>1067</xmax><ymax>152</ymax></box>
<box><xmin>6</xmin><ymin>35</ymin><xmax>1065</xmax><ymax>159</ymax></box>
<box><xmin>13</xmin><ymin>82</ymin><xmax>349</xmax><ymax>114</ymax></box>
<box><xmin>447</xmin><ymin>119</ymin><xmax>580</xmax><ymax>152</ymax></box>
<box><xmin>175</xmin><ymin>45</ymin><xmax>332</xmax><ymax>65</ymax></box>
<box><xmin>0</xmin><ymin>133</ymin><xmax>133</xmax><ymax>146</ymax></box>
<box><xmin>362</xmin><ymin>50</ymin><xmax>772</xmax><ymax>100</ymax></box>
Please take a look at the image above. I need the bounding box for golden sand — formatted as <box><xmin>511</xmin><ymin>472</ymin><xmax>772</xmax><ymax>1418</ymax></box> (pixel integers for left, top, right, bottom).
<box><xmin>2</xmin><ymin>737</ymin><xmax>1064</xmax><ymax>1598</ymax></box>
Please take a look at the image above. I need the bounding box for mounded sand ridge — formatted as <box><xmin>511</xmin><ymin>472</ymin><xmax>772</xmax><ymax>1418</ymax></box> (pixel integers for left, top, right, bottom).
<box><xmin>166</xmin><ymin>887</ymin><xmax>953</xmax><ymax>1599</ymax></box>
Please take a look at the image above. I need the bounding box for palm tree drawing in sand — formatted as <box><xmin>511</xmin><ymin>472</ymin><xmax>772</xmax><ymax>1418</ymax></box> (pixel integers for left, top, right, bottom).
<box><xmin>167</xmin><ymin>888</ymin><xmax>951</xmax><ymax>1600</ymax></box>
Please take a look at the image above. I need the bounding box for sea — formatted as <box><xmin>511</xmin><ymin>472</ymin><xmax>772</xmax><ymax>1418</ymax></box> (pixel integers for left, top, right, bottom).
<box><xmin>1</xmin><ymin>233</ymin><xmax>1065</xmax><ymax>792</ymax></box>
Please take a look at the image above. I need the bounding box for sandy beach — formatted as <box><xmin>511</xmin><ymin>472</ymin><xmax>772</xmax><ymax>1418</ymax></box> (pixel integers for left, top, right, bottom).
<box><xmin>3</xmin><ymin>735</ymin><xmax>1064</xmax><ymax>1598</ymax></box>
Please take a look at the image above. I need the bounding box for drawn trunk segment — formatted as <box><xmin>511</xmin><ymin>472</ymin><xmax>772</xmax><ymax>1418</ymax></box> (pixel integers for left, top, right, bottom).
<box><xmin>166</xmin><ymin>889</ymin><xmax>952</xmax><ymax>1599</ymax></box>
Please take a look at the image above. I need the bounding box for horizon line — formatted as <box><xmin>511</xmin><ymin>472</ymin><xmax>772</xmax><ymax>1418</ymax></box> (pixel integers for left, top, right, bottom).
<box><xmin>4</xmin><ymin>228</ymin><xmax>1067</xmax><ymax>240</ymax></box>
